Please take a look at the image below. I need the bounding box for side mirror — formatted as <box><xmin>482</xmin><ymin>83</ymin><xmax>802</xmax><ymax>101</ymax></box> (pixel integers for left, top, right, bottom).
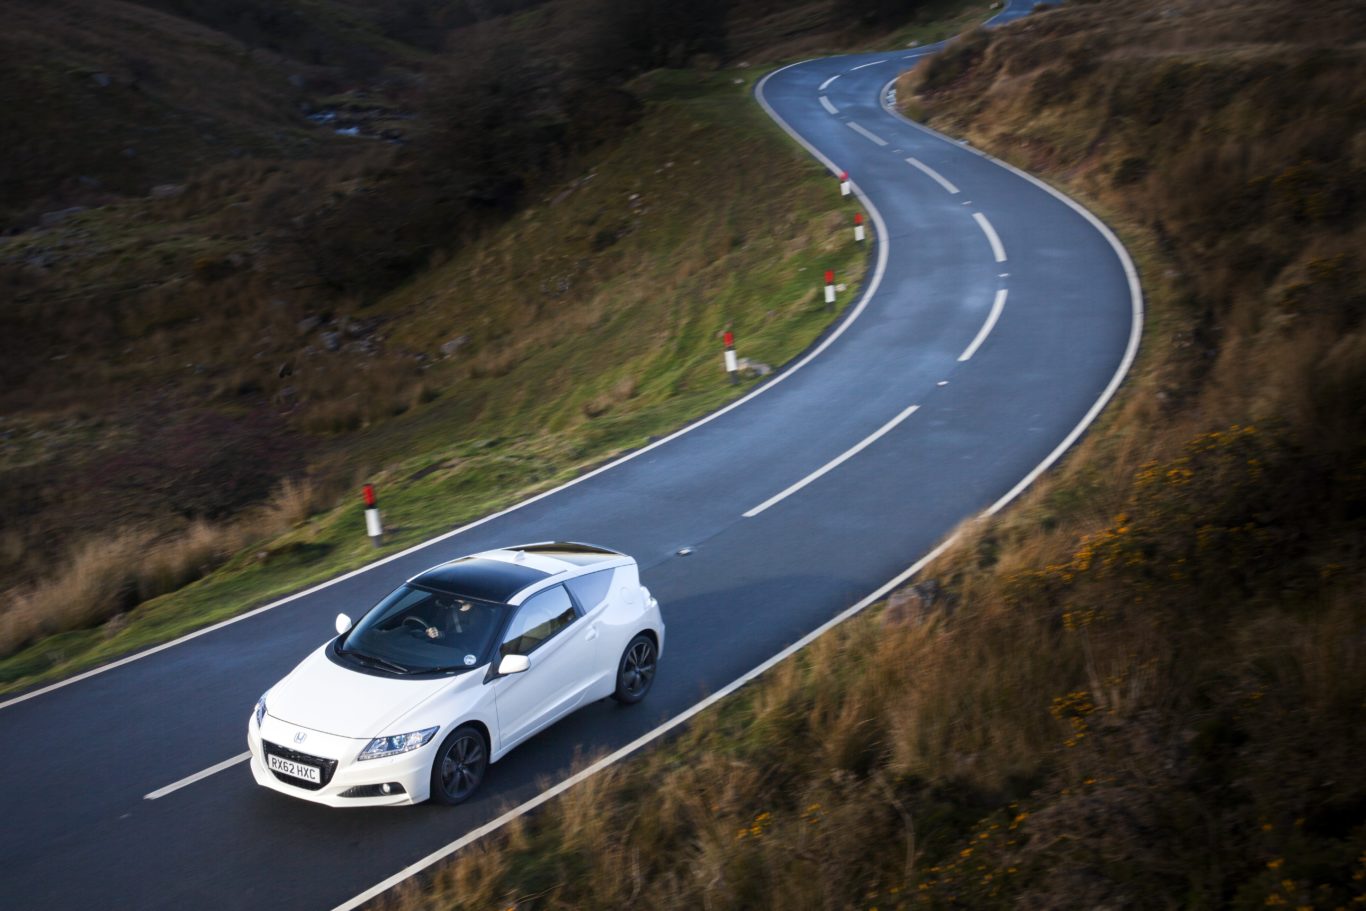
<box><xmin>497</xmin><ymin>654</ymin><xmax>530</xmax><ymax>676</ymax></box>
<box><xmin>335</xmin><ymin>613</ymin><xmax>353</xmax><ymax>636</ymax></box>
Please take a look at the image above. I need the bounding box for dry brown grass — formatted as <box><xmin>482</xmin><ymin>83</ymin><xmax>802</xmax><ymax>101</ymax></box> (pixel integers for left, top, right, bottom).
<box><xmin>0</xmin><ymin>473</ymin><xmax>337</xmax><ymax>657</ymax></box>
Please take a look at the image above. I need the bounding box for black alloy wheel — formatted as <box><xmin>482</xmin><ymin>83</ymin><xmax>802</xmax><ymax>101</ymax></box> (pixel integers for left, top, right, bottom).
<box><xmin>429</xmin><ymin>725</ymin><xmax>487</xmax><ymax>805</ymax></box>
<box><xmin>612</xmin><ymin>634</ymin><xmax>657</xmax><ymax>704</ymax></box>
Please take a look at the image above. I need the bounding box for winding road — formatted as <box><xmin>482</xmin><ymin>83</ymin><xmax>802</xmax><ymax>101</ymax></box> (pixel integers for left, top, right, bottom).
<box><xmin>0</xmin><ymin>3</ymin><xmax>1139</xmax><ymax>908</ymax></box>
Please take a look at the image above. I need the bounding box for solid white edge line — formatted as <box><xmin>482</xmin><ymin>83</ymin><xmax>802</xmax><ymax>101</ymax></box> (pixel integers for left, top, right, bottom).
<box><xmin>846</xmin><ymin>121</ymin><xmax>889</xmax><ymax>146</ymax></box>
<box><xmin>331</xmin><ymin>532</ymin><xmax>959</xmax><ymax>911</ymax></box>
<box><xmin>144</xmin><ymin>752</ymin><xmax>250</xmax><ymax>800</ymax></box>
<box><xmin>743</xmin><ymin>404</ymin><xmax>919</xmax><ymax>518</ymax></box>
<box><xmin>851</xmin><ymin>58</ymin><xmax>887</xmax><ymax>71</ymax></box>
<box><xmin>972</xmin><ymin>212</ymin><xmax>1007</xmax><ymax>263</ymax></box>
<box><xmin>874</xmin><ymin>74</ymin><xmax>1144</xmax><ymax>514</ymax></box>
<box><xmin>958</xmin><ymin>288</ymin><xmax>1007</xmax><ymax>362</ymax></box>
<box><xmin>906</xmin><ymin>156</ymin><xmax>960</xmax><ymax>194</ymax></box>
<box><xmin>819</xmin><ymin>95</ymin><xmax>839</xmax><ymax>115</ymax></box>
<box><xmin>818</xmin><ymin>74</ymin><xmax>839</xmax><ymax>91</ymax></box>
<box><xmin>332</xmin><ymin>58</ymin><xmax>1144</xmax><ymax>911</ymax></box>
<box><xmin>0</xmin><ymin>62</ymin><xmax>895</xmax><ymax>717</ymax></box>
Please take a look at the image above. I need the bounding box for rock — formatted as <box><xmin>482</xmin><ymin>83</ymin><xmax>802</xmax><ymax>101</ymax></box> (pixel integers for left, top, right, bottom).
<box><xmin>882</xmin><ymin>580</ymin><xmax>954</xmax><ymax>628</ymax></box>
<box><xmin>40</xmin><ymin>207</ymin><xmax>86</xmax><ymax>227</ymax></box>
<box><xmin>297</xmin><ymin>315</ymin><xmax>322</xmax><ymax>334</ymax></box>
<box><xmin>320</xmin><ymin>331</ymin><xmax>341</xmax><ymax>352</ymax></box>
<box><xmin>736</xmin><ymin>357</ymin><xmax>773</xmax><ymax>378</ymax></box>
<box><xmin>440</xmin><ymin>335</ymin><xmax>469</xmax><ymax>358</ymax></box>
<box><xmin>151</xmin><ymin>183</ymin><xmax>185</xmax><ymax>198</ymax></box>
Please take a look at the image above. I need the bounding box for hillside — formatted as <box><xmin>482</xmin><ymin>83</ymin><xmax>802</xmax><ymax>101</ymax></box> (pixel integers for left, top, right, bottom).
<box><xmin>0</xmin><ymin>0</ymin><xmax>984</xmax><ymax>690</ymax></box>
<box><xmin>364</xmin><ymin>1</ymin><xmax>1366</xmax><ymax>908</ymax></box>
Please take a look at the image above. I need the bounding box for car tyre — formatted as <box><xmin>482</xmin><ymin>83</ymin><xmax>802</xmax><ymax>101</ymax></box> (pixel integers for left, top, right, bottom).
<box><xmin>429</xmin><ymin>724</ymin><xmax>487</xmax><ymax>805</ymax></box>
<box><xmin>612</xmin><ymin>634</ymin><xmax>657</xmax><ymax>704</ymax></box>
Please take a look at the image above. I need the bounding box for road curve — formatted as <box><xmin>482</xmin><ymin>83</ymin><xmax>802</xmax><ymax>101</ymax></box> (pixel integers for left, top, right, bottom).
<box><xmin>0</xmin><ymin>5</ymin><xmax>1138</xmax><ymax>908</ymax></box>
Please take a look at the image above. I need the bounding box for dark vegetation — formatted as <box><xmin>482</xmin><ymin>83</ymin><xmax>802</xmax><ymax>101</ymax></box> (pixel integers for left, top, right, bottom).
<box><xmin>0</xmin><ymin>0</ymin><xmax>964</xmax><ymax>660</ymax></box>
<box><xmin>359</xmin><ymin>0</ymin><xmax>1363</xmax><ymax>908</ymax></box>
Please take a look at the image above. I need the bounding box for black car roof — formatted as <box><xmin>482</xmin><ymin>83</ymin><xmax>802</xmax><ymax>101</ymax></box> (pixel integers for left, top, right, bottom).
<box><xmin>410</xmin><ymin>556</ymin><xmax>549</xmax><ymax>603</ymax></box>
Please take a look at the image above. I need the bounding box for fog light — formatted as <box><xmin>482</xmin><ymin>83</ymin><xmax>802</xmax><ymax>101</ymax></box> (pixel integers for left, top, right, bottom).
<box><xmin>381</xmin><ymin>783</ymin><xmax>392</xmax><ymax>794</ymax></box>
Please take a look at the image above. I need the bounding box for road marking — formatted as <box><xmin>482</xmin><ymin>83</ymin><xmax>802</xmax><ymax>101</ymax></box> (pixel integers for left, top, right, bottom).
<box><xmin>846</xmin><ymin>121</ymin><xmax>889</xmax><ymax>146</ymax></box>
<box><xmin>958</xmin><ymin>289</ymin><xmax>1008</xmax><ymax>362</ymax></box>
<box><xmin>851</xmin><ymin>59</ymin><xmax>887</xmax><ymax>71</ymax></box>
<box><xmin>742</xmin><ymin>404</ymin><xmax>919</xmax><ymax>518</ymax></box>
<box><xmin>820</xmin><ymin>95</ymin><xmax>839</xmax><ymax>114</ymax></box>
<box><xmin>0</xmin><ymin>72</ymin><xmax>898</xmax><ymax>716</ymax></box>
<box><xmin>877</xmin><ymin>73</ymin><xmax>1144</xmax><ymax>516</ymax></box>
<box><xmin>906</xmin><ymin>157</ymin><xmax>960</xmax><ymax>194</ymax></box>
<box><xmin>144</xmin><ymin>752</ymin><xmax>250</xmax><ymax>800</ymax></box>
<box><xmin>973</xmin><ymin>212</ymin><xmax>1007</xmax><ymax>262</ymax></box>
<box><xmin>819</xmin><ymin>74</ymin><xmax>839</xmax><ymax>91</ymax></box>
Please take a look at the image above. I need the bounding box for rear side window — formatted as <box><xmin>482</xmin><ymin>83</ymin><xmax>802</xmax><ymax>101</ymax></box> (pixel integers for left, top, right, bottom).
<box><xmin>501</xmin><ymin>585</ymin><xmax>576</xmax><ymax>656</ymax></box>
<box><xmin>566</xmin><ymin>569</ymin><xmax>615</xmax><ymax>612</ymax></box>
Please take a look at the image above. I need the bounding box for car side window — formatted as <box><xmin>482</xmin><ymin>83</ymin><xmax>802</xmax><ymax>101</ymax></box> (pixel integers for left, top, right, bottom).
<box><xmin>565</xmin><ymin>569</ymin><xmax>615</xmax><ymax>612</ymax></box>
<box><xmin>501</xmin><ymin>585</ymin><xmax>576</xmax><ymax>657</ymax></box>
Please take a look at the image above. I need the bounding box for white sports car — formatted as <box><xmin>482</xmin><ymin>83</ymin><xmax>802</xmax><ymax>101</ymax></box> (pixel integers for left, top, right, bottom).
<box><xmin>247</xmin><ymin>542</ymin><xmax>664</xmax><ymax>806</ymax></box>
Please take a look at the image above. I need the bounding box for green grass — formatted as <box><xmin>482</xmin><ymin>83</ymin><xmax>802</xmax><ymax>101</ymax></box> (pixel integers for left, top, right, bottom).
<box><xmin>0</xmin><ymin>67</ymin><xmax>871</xmax><ymax>695</ymax></box>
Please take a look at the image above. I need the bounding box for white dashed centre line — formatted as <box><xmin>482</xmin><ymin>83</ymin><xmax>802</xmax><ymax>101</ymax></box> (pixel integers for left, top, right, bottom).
<box><xmin>846</xmin><ymin>121</ymin><xmax>888</xmax><ymax>146</ymax></box>
<box><xmin>818</xmin><ymin>74</ymin><xmax>840</xmax><ymax>91</ymax></box>
<box><xmin>906</xmin><ymin>157</ymin><xmax>960</xmax><ymax>194</ymax></box>
<box><xmin>819</xmin><ymin>95</ymin><xmax>839</xmax><ymax>115</ymax></box>
<box><xmin>959</xmin><ymin>289</ymin><xmax>1008</xmax><ymax>362</ymax></box>
<box><xmin>144</xmin><ymin>752</ymin><xmax>251</xmax><ymax>800</ymax></box>
<box><xmin>973</xmin><ymin>212</ymin><xmax>1007</xmax><ymax>262</ymax></box>
<box><xmin>851</xmin><ymin>59</ymin><xmax>887</xmax><ymax>71</ymax></box>
<box><xmin>743</xmin><ymin>404</ymin><xmax>920</xmax><ymax>518</ymax></box>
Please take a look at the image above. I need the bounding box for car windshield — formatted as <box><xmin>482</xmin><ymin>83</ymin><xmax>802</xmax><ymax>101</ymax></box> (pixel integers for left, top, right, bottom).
<box><xmin>340</xmin><ymin>584</ymin><xmax>503</xmax><ymax>674</ymax></box>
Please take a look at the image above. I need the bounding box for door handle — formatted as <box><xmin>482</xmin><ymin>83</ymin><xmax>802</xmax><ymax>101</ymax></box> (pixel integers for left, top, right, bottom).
<box><xmin>585</xmin><ymin>626</ymin><xmax>599</xmax><ymax>641</ymax></box>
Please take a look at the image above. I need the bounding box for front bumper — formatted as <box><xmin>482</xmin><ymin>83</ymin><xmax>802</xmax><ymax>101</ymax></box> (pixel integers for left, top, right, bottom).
<box><xmin>247</xmin><ymin>712</ymin><xmax>436</xmax><ymax>807</ymax></box>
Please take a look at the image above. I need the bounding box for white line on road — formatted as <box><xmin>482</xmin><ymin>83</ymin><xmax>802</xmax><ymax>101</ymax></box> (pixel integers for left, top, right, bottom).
<box><xmin>820</xmin><ymin>95</ymin><xmax>839</xmax><ymax>114</ymax></box>
<box><xmin>846</xmin><ymin>121</ymin><xmax>888</xmax><ymax>146</ymax></box>
<box><xmin>144</xmin><ymin>752</ymin><xmax>250</xmax><ymax>800</ymax></box>
<box><xmin>906</xmin><ymin>157</ymin><xmax>960</xmax><ymax>194</ymax></box>
<box><xmin>851</xmin><ymin>59</ymin><xmax>887</xmax><ymax>71</ymax></box>
<box><xmin>818</xmin><ymin>74</ymin><xmax>839</xmax><ymax>91</ymax></box>
<box><xmin>958</xmin><ymin>289</ymin><xmax>1008</xmax><ymax>362</ymax></box>
<box><xmin>743</xmin><ymin>404</ymin><xmax>920</xmax><ymax>518</ymax></box>
<box><xmin>973</xmin><ymin>211</ymin><xmax>1007</xmax><ymax>262</ymax></box>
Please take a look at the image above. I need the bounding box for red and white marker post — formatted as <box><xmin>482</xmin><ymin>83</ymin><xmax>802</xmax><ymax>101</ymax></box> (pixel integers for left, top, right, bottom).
<box><xmin>854</xmin><ymin>212</ymin><xmax>865</xmax><ymax>242</ymax></box>
<box><xmin>824</xmin><ymin>269</ymin><xmax>836</xmax><ymax>308</ymax></box>
<box><xmin>723</xmin><ymin>330</ymin><xmax>738</xmax><ymax>385</ymax></box>
<box><xmin>839</xmin><ymin>171</ymin><xmax>851</xmax><ymax>197</ymax></box>
<box><xmin>362</xmin><ymin>483</ymin><xmax>383</xmax><ymax>547</ymax></box>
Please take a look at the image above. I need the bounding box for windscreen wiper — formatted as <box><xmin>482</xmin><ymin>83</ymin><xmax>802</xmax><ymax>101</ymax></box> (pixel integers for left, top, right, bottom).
<box><xmin>346</xmin><ymin>649</ymin><xmax>413</xmax><ymax>675</ymax></box>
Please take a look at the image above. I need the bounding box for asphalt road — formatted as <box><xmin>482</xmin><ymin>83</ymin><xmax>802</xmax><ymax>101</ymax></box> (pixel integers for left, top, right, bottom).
<box><xmin>0</xmin><ymin>4</ymin><xmax>1139</xmax><ymax>908</ymax></box>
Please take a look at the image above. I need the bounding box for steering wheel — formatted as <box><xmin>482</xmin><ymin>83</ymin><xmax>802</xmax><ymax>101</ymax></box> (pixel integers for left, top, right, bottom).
<box><xmin>403</xmin><ymin>616</ymin><xmax>436</xmax><ymax>638</ymax></box>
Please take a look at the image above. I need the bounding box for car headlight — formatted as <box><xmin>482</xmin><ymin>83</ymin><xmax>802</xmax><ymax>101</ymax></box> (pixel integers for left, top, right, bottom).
<box><xmin>254</xmin><ymin>694</ymin><xmax>268</xmax><ymax>728</ymax></box>
<box><xmin>358</xmin><ymin>727</ymin><xmax>439</xmax><ymax>761</ymax></box>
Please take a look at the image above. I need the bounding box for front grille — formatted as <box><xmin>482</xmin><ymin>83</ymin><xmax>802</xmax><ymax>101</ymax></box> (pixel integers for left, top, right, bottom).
<box><xmin>262</xmin><ymin>740</ymin><xmax>339</xmax><ymax>791</ymax></box>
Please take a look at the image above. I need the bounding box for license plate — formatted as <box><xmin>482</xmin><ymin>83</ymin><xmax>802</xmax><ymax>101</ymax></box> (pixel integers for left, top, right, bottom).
<box><xmin>267</xmin><ymin>753</ymin><xmax>321</xmax><ymax>784</ymax></box>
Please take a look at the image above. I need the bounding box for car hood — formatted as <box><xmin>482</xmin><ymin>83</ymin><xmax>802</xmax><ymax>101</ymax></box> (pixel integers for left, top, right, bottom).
<box><xmin>266</xmin><ymin>642</ymin><xmax>472</xmax><ymax>739</ymax></box>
